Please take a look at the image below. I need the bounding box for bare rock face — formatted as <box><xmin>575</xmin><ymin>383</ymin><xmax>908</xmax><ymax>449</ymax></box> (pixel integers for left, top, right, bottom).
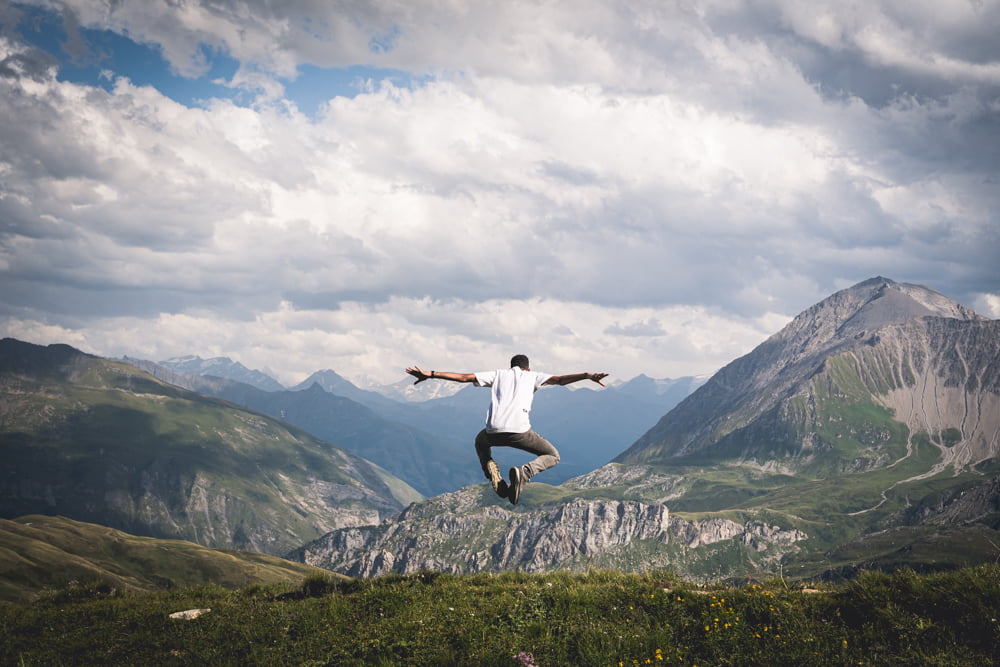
<box><xmin>287</xmin><ymin>488</ymin><xmax>807</xmax><ymax>578</ymax></box>
<box><xmin>844</xmin><ymin>316</ymin><xmax>1000</xmax><ymax>473</ymax></box>
<box><xmin>897</xmin><ymin>476</ymin><xmax>1000</xmax><ymax>527</ymax></box>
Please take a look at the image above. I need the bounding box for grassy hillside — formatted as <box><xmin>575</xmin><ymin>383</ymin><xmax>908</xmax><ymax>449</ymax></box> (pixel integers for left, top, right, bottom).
<box><xmin>2</xmin><ymin>566</ymin><xmax>997</xmax><ymax>665</ymax></box>
<box><xmin>137</xmin><ymin>364</ymin><xmax>485</xmax><ymax>497</ymax></box>
<box><xmin>0</xmin><ymin>339</ymin><xmax>421</xmax><ymax>555</ymax></box>
<box><xmin>0</xmin><ymin>515</ymin><xmax>335</xmax><ymax>603</ymax></box>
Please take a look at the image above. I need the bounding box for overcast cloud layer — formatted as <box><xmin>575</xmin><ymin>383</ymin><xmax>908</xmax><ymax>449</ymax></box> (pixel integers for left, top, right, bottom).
<box><xmin>1</xmin><ymin>0</ymin><xmax>998</xmax><ymax>387</ymax></box>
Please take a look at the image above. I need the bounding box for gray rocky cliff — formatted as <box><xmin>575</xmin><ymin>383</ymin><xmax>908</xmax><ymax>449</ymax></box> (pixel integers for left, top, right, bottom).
<box><xmin>896</xmin><ymin>475</ymin><xmax>1000</xmax><ymax>527</ymax></box>
<box><xmin>287</xmin><ymin>487</ymin><xmax>807</xmax><ymax>578</ymax></box>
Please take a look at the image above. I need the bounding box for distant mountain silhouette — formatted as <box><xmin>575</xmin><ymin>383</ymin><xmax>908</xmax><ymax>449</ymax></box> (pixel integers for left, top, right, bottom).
<box><xmin>158</xmin><ymin>355</ymin><xmax>285</xmax><ymax>391</ymax></box>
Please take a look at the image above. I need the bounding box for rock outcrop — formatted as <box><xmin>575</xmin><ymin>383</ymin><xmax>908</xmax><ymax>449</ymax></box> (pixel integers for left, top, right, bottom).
<box><xmin>288</xmin><ymin>488</ymin><xmax>807</xmax><ymax>578</ymax></box>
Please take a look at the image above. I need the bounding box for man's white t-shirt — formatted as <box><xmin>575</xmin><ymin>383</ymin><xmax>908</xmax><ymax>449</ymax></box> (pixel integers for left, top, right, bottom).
<box><xmin>474</xmin><ymin>367</ymin><xmax>552</xmax><ymax>433</ymax></box>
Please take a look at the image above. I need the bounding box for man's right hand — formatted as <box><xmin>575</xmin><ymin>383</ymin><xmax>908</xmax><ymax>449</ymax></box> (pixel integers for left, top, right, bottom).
<box><xmin>588</xmin><ymin>372</ymin><xmax>609</xmax><ymax>386</ymax></box>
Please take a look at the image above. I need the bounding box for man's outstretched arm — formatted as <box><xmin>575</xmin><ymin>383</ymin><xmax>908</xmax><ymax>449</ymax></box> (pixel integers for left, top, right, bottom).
<box><xmin>406</xmin><ymin>366</ymin><xmax>476</xmax><ymax>384</ymax></box>
<box><xmin>543</xmin><ymin>372</ymin><xmax>609</xmax><ymax>387</ymax></box>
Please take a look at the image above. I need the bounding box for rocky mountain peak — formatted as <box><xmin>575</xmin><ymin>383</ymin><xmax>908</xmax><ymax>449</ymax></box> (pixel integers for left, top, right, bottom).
<box><xmin>614</xmin><ymin>277</ymin><xmax>997</xmax><ymax>465</ymax></box>
<box><xmin>158</xmin><ymin>355</ymin><xmax>285</xmax><ymax>392</ymax></box>
<box><xmin>293</xmin><ymin>369</ymin><xmax>352</xmax><ymax>393</ymax></box>
<box><xmin>773</xmin><ymin>277</ymin><xmax>983</xmax><ymax>357</ymax></box>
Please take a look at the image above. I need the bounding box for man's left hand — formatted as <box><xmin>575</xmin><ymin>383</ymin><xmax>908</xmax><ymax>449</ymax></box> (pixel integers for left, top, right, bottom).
<box><xmin>405</xmin><ymin>366</ymin><xmax>428</xmax><ymax>384</ymax></box>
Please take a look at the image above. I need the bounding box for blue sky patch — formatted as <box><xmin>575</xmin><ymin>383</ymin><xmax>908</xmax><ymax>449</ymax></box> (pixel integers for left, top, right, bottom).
<box><xmin>9</xmin><ymin>4</ymin><xmax>427</xmax><ymax>115</ymax></box>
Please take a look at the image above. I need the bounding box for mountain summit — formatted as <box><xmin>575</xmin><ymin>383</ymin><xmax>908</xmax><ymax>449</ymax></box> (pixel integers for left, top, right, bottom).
<box><xmin>615</xmin><ymin>277</ymin><xmax>997</xmax><ymax>473</ymax></box>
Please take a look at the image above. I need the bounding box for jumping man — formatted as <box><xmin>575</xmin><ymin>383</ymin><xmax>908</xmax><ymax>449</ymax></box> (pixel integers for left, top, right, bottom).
<box><xmin>405</xmin><ymin>355</ymin><xmax>609</xmax><ymax>504</ymax></box>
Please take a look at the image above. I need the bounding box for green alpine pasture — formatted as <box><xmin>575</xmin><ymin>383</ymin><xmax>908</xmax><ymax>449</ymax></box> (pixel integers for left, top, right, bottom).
<box><xmin>0</xmin><ymin>515</ymin><xmax>335</xmax><ymax>604</ymax></box>
<box><xmin>2</xmin><ymin>566</ymin><xmax>997</xmax><ymax>666</ymax></box>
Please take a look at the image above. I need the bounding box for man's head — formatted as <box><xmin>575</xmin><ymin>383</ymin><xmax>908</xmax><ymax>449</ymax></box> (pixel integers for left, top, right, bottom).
<box><xmin>510</xmin><ymin>354</ymin><xmax>530</xmax><ymax>370</ymax></box>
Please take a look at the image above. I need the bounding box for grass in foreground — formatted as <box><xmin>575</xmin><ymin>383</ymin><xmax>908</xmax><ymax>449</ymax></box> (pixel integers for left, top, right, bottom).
<box><xmin>2</xmin><ymin>565</ymin><xmax>998</xmax><ymax>666</ymax></box>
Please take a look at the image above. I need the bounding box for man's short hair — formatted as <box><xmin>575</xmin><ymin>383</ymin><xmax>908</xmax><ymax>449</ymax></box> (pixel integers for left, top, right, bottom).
<box><xmin>510</xmin><ymin>354</ymin><xmax>530</xmax><ymax>370</ymax></box>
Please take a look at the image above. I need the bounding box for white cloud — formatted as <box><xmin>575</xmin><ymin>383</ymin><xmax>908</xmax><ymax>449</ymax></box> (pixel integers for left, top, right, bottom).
<box><xmin>755</xmin><ymin>0</ymin><xmax>1000</xmax><ymax>81</ymax></box>
<box><xmin>973</xmin><ymin>293</ymin><xmax>1000</xmax><ymax>319</ymax></box>
<box><xmin>0</xmin><ymin>297</ymin><xmax>781</xmax><ymax>386</ymax></box>
<box><xmin>1</xmin><ymin>1</ymin><xmax>997</xmax><ymax>389</ymax></box>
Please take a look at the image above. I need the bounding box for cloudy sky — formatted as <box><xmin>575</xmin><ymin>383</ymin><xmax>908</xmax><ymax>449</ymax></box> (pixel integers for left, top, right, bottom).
<box><xmin>1</xmin><ymin>0</ymin><xmax>998</xmax><ymax>388</ymax></box>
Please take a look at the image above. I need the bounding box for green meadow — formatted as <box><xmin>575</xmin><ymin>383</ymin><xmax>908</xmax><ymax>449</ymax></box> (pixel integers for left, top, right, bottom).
<box><xmin>3</xmin><ymin>565</ymin><xmax>997</xmax><ymax>666</ymax></box>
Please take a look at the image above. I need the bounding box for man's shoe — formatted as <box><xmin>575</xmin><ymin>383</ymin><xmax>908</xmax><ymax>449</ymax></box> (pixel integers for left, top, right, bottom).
<box><xmin>508</xmin><ymin>466</ymin><xmax>524</xmax><ymax>505</ymax></box>
<box><xmin>486</xmin><ymin>460</ymin><xmax>508</xmax><ymax>498</ymax></box>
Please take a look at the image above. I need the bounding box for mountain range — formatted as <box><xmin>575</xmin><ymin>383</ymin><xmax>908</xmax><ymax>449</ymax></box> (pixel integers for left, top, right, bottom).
<box><xmin>140</xmin><ymin>357</ymin><xmax>705</xmax><ymax>493</ymax></box>
<box><xmin>291</xmin><ymin>278</ymin><xmax>1000</xmax><ymax>580</ymax></box>
<box><xmin>0</xmin><ymin>339</ymin><xmax>420</xmax><ymax>556</ymax></box>
<box><xmin>2</xmin><ymin>276</ymin><xmax>997</xmax><ymax>586</ymax></box>
<box><xmin>120</xmin><ymin>361</ymin><xmax>482</xmax><ymax>497</ymax></box>
<box><xmin>158</xmin><ymin>355</ymin><xmax>286</xmax><ymax>392</ymax></box>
